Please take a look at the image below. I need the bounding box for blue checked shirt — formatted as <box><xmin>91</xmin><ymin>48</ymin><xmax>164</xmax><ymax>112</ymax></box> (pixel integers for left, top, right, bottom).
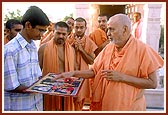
<box><xmin>4</xmin><ymin>33</ymin><xmax>43</xmax><ymax>111</ymax></box>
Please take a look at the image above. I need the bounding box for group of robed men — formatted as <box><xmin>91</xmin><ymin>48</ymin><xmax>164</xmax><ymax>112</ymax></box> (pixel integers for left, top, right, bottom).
<box><xmin>4</xmin><ymin>6</ymin><xmax>164</xmax><ymax>111</ymax></box>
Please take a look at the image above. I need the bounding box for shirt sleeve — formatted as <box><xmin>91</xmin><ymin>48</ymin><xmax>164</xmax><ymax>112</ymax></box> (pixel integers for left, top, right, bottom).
<box><xmin>4</xmin><ymin>47</ymin><xmax>20</xmax><ymax>91</ymax></box>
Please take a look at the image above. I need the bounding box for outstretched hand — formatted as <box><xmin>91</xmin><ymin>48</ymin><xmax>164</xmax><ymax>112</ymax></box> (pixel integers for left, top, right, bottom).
<box><xmin>51</xmin><ymin>71</ymin><xmax>74</xmax><ymax>81</ymax></box>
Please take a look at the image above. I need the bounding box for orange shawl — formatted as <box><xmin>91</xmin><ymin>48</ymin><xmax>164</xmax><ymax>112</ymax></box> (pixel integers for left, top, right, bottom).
<box><xmin>43</xmin><ymin>39</ymin><xmax>75</xmax><ymax>76</ymax></box>
<box><xmin>42</xmin><ymin>39</ymin><xmax>75</xmax><ymax>111</ymax></box>
<box><xmin>132</xmin><ymin>20</ymin><xmax>143</xmax><ymax>40</ymax></box>
<box><xmin>40</xmin><ymin>31</ymin><xmax>54</xmax><ymax>47</ymax></box>
<box><xmin>91</xmin><ymin>36</ymin><xmax>164</xmax><ymax>111</ymax></box>
<box><xmin>67</xmin><ymin>34</ymin><xmax>98</xmax><ymax>110</ymax></box>
<box><xmin>67</xmin><ymin>34</ymin><xmax>98</xmax><ymax>70</ymax></box>
<box><xmin>89</xmin><ymin>28</ymin><xmax>107</xmax><ymax>47</ymax></box>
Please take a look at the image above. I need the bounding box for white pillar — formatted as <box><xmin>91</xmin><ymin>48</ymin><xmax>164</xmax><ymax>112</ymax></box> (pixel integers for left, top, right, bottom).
<box><xmin>74</xmin><ymin>4</ymin><xmax>92</xmax><ymax>35</ymax></box>
<box><xmin>143</xmin><ymin>4</ymin><xmax>162</xmax><ymax>52</ymax></box>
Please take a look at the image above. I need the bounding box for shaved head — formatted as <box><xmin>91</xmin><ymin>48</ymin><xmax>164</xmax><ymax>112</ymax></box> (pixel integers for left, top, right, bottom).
<box><xmin>107</xmin><ymin>14</ymin><xmax>132</xmax><ymax>50</ymax></box>
<box><xmin>108</xmin><ymin>14</ymin><xmax>131</xmax><ymax>33</ymax></box>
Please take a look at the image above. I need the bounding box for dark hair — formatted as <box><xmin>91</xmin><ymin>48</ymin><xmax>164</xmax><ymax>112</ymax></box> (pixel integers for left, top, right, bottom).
<box><xmin>98</xmin><ymin>14</ymin><xmax>108</xmax><ymax>20</ymax></box>
<box><xmin>75</xmin><ymin>17</ymin><xmax>87</xmax><ymax>27</ymax></box>
<box><xmin>98</xmin><ymin>14</ymin><xmax>107</xmax><ymax>17</ymax></box>
<box><xmin>55</xmin><ymin>21</ymin><xmax>69</xmax><ymax>31</ymax></box>
<box><xmin>6</xmin><ymin>19</ymin><xmax>22</xmax><ymax>30</ymax></box>
<box><xmin>21</xmin><ymin>6</ymin><xmax>50</xmax><ymax>28</ymax></box>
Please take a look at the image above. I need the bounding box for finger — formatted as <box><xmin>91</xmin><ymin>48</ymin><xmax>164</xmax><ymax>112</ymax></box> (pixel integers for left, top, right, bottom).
<box><xmin>101</xmin><ymin>70</ymin><xmax>112</xmax><ymax>73</ymax></box>
<box><xmin>101</xmin><ymin>72</ymin><xmax>107</xmax><ymax>76</ymax></box>
<box><xmin>103</xmin><ymin>76</ymin><xmax>112</xmax><ymax>81</ymax></box>
<box><xmin>101</xmin><ymin>71</ymin><xmax>112</xmax><ymax>77</ymax></box>
<box><xmin>51</xmin><ymin>75</ymin><xmax>63</xmax><ymax>81</ymax></box>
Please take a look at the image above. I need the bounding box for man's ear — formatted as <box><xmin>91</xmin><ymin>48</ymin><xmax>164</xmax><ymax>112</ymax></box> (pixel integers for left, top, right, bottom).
<box><xmin>123</xmin><ymin>25</ymin><xmax>128</xmax><ymax>33</ymax></box>
<box><xmin>25</xmin><ymin>21</ymin><xmax>32</xmax><ymax>29</ymax></box>
<box><xmin>5</xmin><ymin>29</ymin><xmax>11</xmax><ymax>35</ymax></box>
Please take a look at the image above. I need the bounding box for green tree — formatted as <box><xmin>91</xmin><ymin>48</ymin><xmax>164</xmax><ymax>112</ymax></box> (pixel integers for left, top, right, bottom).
<box><xmin>62</xmin><ymin>13</ymin><xmax>73</xmax><ymax>21</ymax></box>
<box><xmin>4</xmin><ymin>9</ymin><xmax>22</xmax><ymax>22</ymax></box>
<box><xmin>159</xmin><ymin>25</ymin><xmax>164</xmax><ymax>54</ymax></box>
<box><xmin>159</xmin><ymin>25</ymin><xmax>164</xmax><ymax>47</ymax></box>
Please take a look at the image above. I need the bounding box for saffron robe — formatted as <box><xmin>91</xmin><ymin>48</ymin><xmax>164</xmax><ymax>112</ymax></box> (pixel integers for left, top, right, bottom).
<box><xmin>40</xmin><ymin>31</ymin><xmax>54</xmax><ymax>47</ymax></box>
<box><xmin>90</xmin><ymin>36</ymin><xmax>164</xmax><ymax>111</ymax></box>
<box><xmin>131</xmin><ymin>20</ymin><xmax>143</xmax><ymax>40</ymax></box>
<box><xmin>67</xmin><ymin>34</ymin><xmax>98</xmax><ymax>110</ymax></box>
<box><xmin>42</xmin><ymin>39</ymin><xmax>75</xmax><ymax>111</ymax></box>
<box><xmin>89</xmin><ymin>28</ymin><xmax>108</xmax><ymax>47</ymax></box>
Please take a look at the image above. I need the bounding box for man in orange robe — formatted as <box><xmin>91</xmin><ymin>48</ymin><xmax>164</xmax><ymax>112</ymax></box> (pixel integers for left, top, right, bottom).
<box><xmin>89</xmin><ymin>14</ymin><xmax>110</xmax><ymax>56</ymax></box>
<box><xmin>4</xmin><ymin>19</ymin><xmax>23</xmax><ymax>44</ymax></box>
<box><xmin>65</xmin><ymin>17</ymin><xmax>75</xmax><ymax>36</ymax></box>
<box><xmin>39</xmin><ymin>21</ymin><xmax>54</xmax><ymax>46</ymax></box>
<box><xmin>66</xmin><ymin>17</ymin><xmax>98</xmax><ymax>110</ymax></box>
<box><xmin>53</xmin><ymin>14</ymin><xmax>164</xmax><ymax>111</ymax></box>
<box><xmin>131</xmin><ymin>12</ymin><xmax>143</xmax><ymax>41</ymax></box>
<box><xmin>38</xmin><ymin>21</ymin><xmax>75</xmax><ymax>111</ymax></box>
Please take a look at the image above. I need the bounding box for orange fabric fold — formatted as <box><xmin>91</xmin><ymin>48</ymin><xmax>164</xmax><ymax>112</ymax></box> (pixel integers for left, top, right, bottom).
<box><xmin>67</xmin><ymin>34</ymin><xmax>98</xmax><ymax>70</ymax></box>
<box><xmin>67</xmin><ymin>34</ymin><xmax>98</xmax><ymax>110</ymax></box>
<box><xmin>40</xmin><ymin>31</ymin><xmax>54</xmax><ymax>46</ymax></box>
<box><xmin>42</xmin><ymin>38</ymin><xmax>75</xmax><ymax>111</ymax></box>
<box><xmin>89</xmin><ymin>28</ymin><xmax>107</xmax><ymax>46</ymax></box>
<box><xmin>90</xmin><ymin>36</ymin><xmax>164</xmax><ymax>111</ymax></box>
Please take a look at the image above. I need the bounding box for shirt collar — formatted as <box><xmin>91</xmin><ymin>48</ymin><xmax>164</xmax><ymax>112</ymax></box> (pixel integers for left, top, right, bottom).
<box><xmin>16</xmin><ymin>33</ymin><xmax>36</xmax><ymax>49</ymax></box>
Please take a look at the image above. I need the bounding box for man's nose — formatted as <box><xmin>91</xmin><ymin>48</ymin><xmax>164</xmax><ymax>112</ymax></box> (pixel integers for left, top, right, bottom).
<box><xmin>59</xmin><ymin>33</ymin><xmax>64</xmax><ymax>38</ymax></box>
<box><xmin>77</xmin><ymin>28</ymin><xmax>81</xmax><ymax>31</ymax></box>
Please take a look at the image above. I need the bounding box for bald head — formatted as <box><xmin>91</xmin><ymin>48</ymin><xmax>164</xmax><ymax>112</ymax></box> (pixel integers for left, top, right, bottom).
<box><xmin>108</xmin><ymin>14</ymin><xmax>131</xmax><ymax>33</ymax></box>
<box><xmin>107</xmin><ymin>14</ymin><xmax>132</xmax><ymax>50</ymax></box>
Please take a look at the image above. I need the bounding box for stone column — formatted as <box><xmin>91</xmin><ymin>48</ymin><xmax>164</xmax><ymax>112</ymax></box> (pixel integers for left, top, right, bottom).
<box><xmin>89</xmin><ymin>4</ymin><xmax>100</xmax><ymax>33</ymax></box>
<box><xmin>142</xmin><ymin>4</ymin><xmax>162</xmax><ymax>52</ymax></box>
<box><xmin>74</xmin><ymin>4</ymin><xmax>92</xmax><ymax>35</ymax></box>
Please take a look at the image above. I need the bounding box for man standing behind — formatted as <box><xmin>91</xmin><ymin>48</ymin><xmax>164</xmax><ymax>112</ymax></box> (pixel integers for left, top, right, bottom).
<box><xmin>65</xmin><ymin>17</ymin><xmax>75</xmax><ymax>36</ymax></box>
<box><xmin>38</xmin><ymin>21</ymin><xmax>76</xmax><ymax>111</ymax></box>
<box><xmin>39</xmin><ymin>21</ymin><xmax>54</xmax><ymax>46</ymax></box>
<box><xmin>4</xmin><ymin>6</ymin><xmax>50</xmax><ymax>111</ymax></box>
<box><xmin>4</xmin><ymin>19</ymin><xmax>23</xmax><ymax>44</ymax></box>
<box><xmin>89</xmin><ymin>14</ymin><xmax>110</xmax><ymax>56</ymax></box>
<box><xmin>131</xmin><ymin>12</ymin><xmax>143</xmax><ymax>40</ymax></box>
<box><xmin>67</xmin><ymin>17</ymin><xmax>98</xmax><ymax>110</ymax></box>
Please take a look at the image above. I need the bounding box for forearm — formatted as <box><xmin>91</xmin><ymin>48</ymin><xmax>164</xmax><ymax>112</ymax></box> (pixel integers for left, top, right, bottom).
<box><xmin>121</xmin><ymin>72</ymin><xmax>157</xmax><ymax>89</ymax></box>
<box><xmin>9</xmin><ymin>84</ymin><xmax>29</xmax><ymax>93</ymax></box>
<box><xmin>94</xmin><ymin>40</ymin><xmax>110</xmax><ymax>56</ymax></box>
<box><xmin>103</xmin><ymin>70</ymin><xmax>158</xmax><ymax>89</ymax></box>
<box><xmin>79</xmin><ymin>49</ymin><xmax>94</xmax><ymax>64</ymax></box>
<box><xmin>94</xmin><ymin>47</ymin><xmax>103</xmax><ymax>56</ymax></box>
<box><xmin>73</xmin><ymin>69</ymin><xmax>95</xmax><ymax>79</ymax></box>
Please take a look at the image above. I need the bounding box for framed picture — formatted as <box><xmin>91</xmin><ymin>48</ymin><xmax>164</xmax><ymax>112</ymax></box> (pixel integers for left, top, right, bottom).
<box><xmin>26</xmin><ymin>73</ymin><xmax>84</xmax><ymax>97</ymax></box>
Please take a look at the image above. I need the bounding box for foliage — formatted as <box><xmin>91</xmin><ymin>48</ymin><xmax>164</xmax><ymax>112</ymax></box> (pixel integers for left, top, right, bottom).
<box><xmin>62</xmin><ymin>13</ymin><xmax>73</xmax><ymax>21</ymax></box>
<box><xmin>159</xmin><ymin>25</ymin><xmax>164</xmax><ymax>54</ymax></box>
<box><xmin>159</xmin><ymin>25</ymin><xmax>164</xmax><ymax>48</ymax></box>
<box><xmin>4</xmin><ymin>9</ymin><xmax>22</xmax><ymax>22</ymax></box>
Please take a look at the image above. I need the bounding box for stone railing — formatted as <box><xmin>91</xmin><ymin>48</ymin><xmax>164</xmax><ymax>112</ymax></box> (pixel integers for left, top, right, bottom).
<box><xmin>144</xmin><ymin>67</ymin><xmax>164</xmax><ymax>110</ymax></box>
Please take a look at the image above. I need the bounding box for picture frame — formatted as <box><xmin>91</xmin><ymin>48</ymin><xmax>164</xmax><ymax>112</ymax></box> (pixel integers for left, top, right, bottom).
<box><xmin>26</xmin><ymin>73</ymin><xmax>84</xmax><ymax>97</ymax></box>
